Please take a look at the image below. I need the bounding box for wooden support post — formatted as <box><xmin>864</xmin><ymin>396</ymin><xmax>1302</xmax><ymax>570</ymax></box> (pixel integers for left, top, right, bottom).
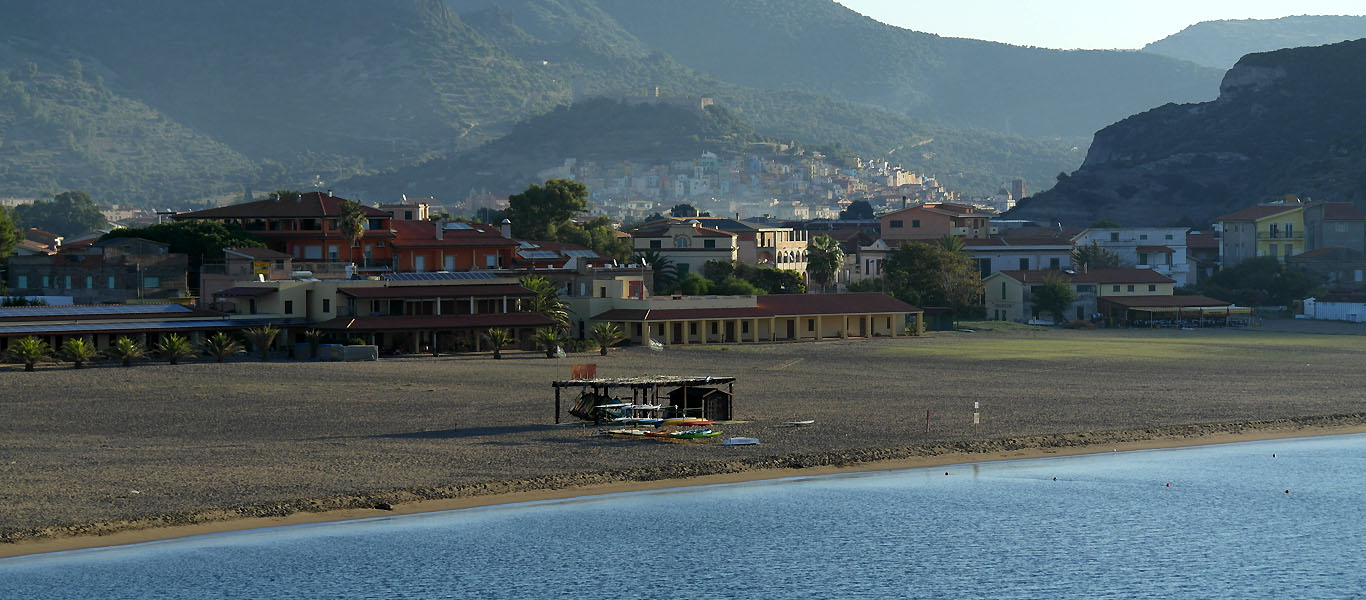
<box><xmin>555</xmin><ymin>386</ymin><xmax>561</xmax><ymax>424</ymax></box>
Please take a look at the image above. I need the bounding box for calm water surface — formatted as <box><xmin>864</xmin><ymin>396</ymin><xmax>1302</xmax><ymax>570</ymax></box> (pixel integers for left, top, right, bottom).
<box><xmin>4</xmin><ymin>435</ymin><xmax>1364</xmax><ymax>599</ymax></box>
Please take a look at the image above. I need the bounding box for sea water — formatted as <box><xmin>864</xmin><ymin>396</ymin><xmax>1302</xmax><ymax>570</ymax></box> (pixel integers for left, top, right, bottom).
<box><xmin>3</xmin><ymin>434</ymin><xmax>1364</xmax><ymax>599</ymax></box>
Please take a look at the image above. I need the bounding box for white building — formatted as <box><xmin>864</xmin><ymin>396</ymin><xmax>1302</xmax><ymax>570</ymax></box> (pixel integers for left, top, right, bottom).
<box><xmin>1074</xmin><ymin>227</ymin><xmax>1192</xmax><ymax>286</ymax></box>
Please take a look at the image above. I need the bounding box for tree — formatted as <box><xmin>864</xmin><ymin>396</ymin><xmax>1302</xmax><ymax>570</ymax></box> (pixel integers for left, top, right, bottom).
<box><xmin>339</xmin><ymin>200</ymin><xmax>367</xmax><ymax>266</ymax></box>
<box><xmin>633</xmin><ymin>249</ymin><xmax>677</xmax><ymax>292</ymax></box>
<box><xmin>1200</xmin><ymin>256</ymin><xmax>1323</xmax><ymax>307</ymax></box>
<box><xmin>504</xmin><ymin>179</ymin><xmax>588</xmax><ymax>240</ymax></box>
<box><xmin>533</xmin><ymin>327</ymin><xmax>567</xmax><ymax>358</ymax></box>
<box><xmin>1031</xmin><ymin>276</ymin><xmax>1077</xmax><ymax>323</ymax></box>
<box><xmin>107</xmin><ymin>336</ymin><xmax>144</xmax><ymax>367</ymax></box>
<box><xmin>807</xmin><ymin>234</ymin><xmax>845</xmax><ymax>292</ymax></box>
<box><xmin>839</xmin><ymin>200</ymin><xmax>875</xmax><ymax>220</ymax></box>
<box><xmin>519</xmin><ymin>275</ymin><xmax>570</xmax><ymax>329</ymax></box>
<box><xmin>202</xmin><ymin>332</ymin><xmax>243</xmax><ymax>362</ymax></box>
<box><xmin>483</xmin><ymin>328</ymin><xmax>513</xmax><ymax>359</ymax></box>
<box><xmin>545</xmin><ymin>216</ymin><xmax>632</xmax><ymax>261</ymax></box>
<box><xmin>156</xmin><ymin>334</ymin><xmax>196</xmax><ymax>365</ymax></box>
<box><xmin>939</xmin><ymin>233</ymin><xmax>965</xmax><ymax>253</ymax></box>
<box><xmin>60</xmin><ymin>338</ymin><xmax>98</xmax><ymax>369</ymax></box>
<box><xmin>883</xmin><ymin>242</ymin><xmax>984</xmax><ymax>314</ymax></box>
<box><xmin>670</xmin><ymin>204</ymin><xmax>698</xmax><ymax>218</ymax></box>
<box><xmin>0</xmin><ymin>206</ymin><xmax>19</xmax><ymax>261</ymax></box>
<box><xmin>13</xmin><ymin>191</ymin><xmax>108</xmax><ymax>237</ymax></box>
<box><xmin>1072</xmin><ymin>242</ymin><xmax>1122</xmax><ymax>270</ymax></box>
<box><xmin>303</xmin><ymin>329</ymin><xmax>326</xmax><ymax>359</ymax></box>
<box><xmin>101</xmin><ymin>220</ymin><xmax>264</xmax><ymax>272</ymax></box>
<box><xmin>7</xmin><ymin>336</ymin><xmax>50</xmax><ymax>371</ymax></box>
<box><xmin>243</xmin><ymin>326</ymin><xmax>280</xmax><ymax>361</ymax></box>
<box><xmin>589</xmin><ymin>322</ymin><xmax>625</xmax><ymax>356</ymax></box>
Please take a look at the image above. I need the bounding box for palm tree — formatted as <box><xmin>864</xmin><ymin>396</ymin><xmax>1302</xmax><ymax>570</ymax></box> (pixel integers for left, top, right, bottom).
<box><xmin>108</xmin><ymin>336</ymin><xmax>144</xmax><ymax>367</ymax></box>
<box><xmin>155</xmin><ymin>334</ymin><xmax>196</xmax><ymax>365</ymax></box>
<box><xmin>304</xmin><ymin>328</ymin><xmax>326</xmax><ymax>359</ymax></box>
<box><xmin>243</xmin><ymin>326</ymin><xmax>280</xmax><ymax>361</ymax></box>
<box><xmin>339</xmin><ymin>200</ymin><xmax>367</xmax><ymax>266</ymax></box>
<box><xmin>60</xmin><ymin>338</ymin><xmax>98</xmax><ymax>369</ymax></box>
<box><xmin>533</xmin><ymin>327</ymin><xmax>566</xmax><ymax>358</ymax></box>
<box><xmin>483</xmin><ymin>328</ymin><xmax>513</xmax><ymax>359</ymax></box>
<box><xmin>519</xmin><ymin>275</ymin><xmax>570</xmax><ymax>328</ymax></box>
<box><xmin>633</xmin><ymin>249</ymin><xmax>677</xmax><ymax>292</ymax></box>
<box><xmin>8</xmin><ymin>336</ymin><xmax>51</xmax><ymax>371</ymax></box>
<box><xmin>202</xmin><ymin>332</ymin><xmax>243</xmax><ymax>362</ymax></box>
<box><xmin>939</xmin><ymin>233</ymin><xmax>965</xmax><ymax>253</ymax></box>
<box><xmin>589</xmin><ymin>322</ymin><xmax>625</xmax><ymax>356</ymax></box>
<box><xmin>806</xmin><ymin>234</ymin><xmax>845</xmax><ymax>292</ymax></box>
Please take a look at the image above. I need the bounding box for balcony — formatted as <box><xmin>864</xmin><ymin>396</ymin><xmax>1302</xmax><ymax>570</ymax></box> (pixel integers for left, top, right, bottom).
<box><xmin>1256</xmin><ymin>231</ymin><xmax>1302</xmax><ymax>240</ymax></box>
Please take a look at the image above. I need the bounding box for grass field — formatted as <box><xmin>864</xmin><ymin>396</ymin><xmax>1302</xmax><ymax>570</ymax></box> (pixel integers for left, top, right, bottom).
<box><xmin>3</xmin><ymin>326</ymin><xmax>1364</xmax><ymax>542</ymax></box>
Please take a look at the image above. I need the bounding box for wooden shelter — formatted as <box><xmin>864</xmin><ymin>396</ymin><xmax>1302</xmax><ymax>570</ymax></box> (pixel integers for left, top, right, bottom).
<box><xmin>550</xmin><ymin>375</ymin><xmax>736</xmax><ymax>424</ymax></box>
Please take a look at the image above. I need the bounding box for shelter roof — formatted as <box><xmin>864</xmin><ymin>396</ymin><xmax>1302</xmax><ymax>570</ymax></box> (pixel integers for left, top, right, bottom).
<box><xmin>552</xmin><ymin>375</ymin><xmax>736</xmax><ymax>388</ymax></box>
<box><xmin>1098</xmin><ymin>295</ymin><xmax>1234</xmax><ymax>308</ymax></box>
<box><xmin>591</xmin><ymin>293</ymin><xmax>920</xmax><ymax>322</ymax></box>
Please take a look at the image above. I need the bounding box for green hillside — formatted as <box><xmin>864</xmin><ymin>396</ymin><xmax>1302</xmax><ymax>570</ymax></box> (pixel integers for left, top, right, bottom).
<box><xmin>1143</xmin><ymin>16</ymin><xmax>1366</xmax><ymax>69</ymax></box>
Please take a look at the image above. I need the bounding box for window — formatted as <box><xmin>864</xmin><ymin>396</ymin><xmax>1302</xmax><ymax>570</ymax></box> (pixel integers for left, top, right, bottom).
<box><xmin>1019</xmin><ymin>258</ymin><xmax>1029</xmax><ymax>270</ymax></box>
<box><xmin>1138</xmin><ymin>253</ymin><xmax>1149</xmax><ymax>265</ymax></box>
<box><xmin>64</xmin><ymin>275</ymin><xmax>72</xmax><ymax>289</ymax></box>
<box><xmin>1075</xmin><ymin>285</ymin><xmax>1095</xmax><ymax>293</ymax></box>
<box><xmin>1049</xmin><ymin>257</ymin><xmax>1061</xmax><ymax>269</ymax></box>
<box><xmin>16</xmin><ymin>274</ymin><xmax>26</xmax><ymax>288</ymax></box>
<box><xmin>911</xmin><ymin>219</ymin><xmax>921</xmax><ymax>228</ymax></box>
<box><xmin>710</xmin><ymin>322</ymin><xmax>718</xmax><ymax>334</ymax></box>
<box><xmin>890</xmin><ymin>220</ymin><xmax>903</xmax><ymax>228</ymax></box>
<box><xmin>1139</xmin><ymin>234</ymin><xmax>1148</xmax><ymax>240</ymax></box>
<box><xmin>85</xmin><ymin>275</ymin><xmax>93</xmax><ymax>289</ymax></box>
<box><xmin>1285</xmin><ymin>223</ymin><xmax>1294</xmax><ymax>236</ymax></box>
<box><xmin>675</xmin><ymin>263</ymin><xmax>689</xmax><ymax>276</ymax></box>
<box><xmin>404</xmin><ymin>211</ymin><xmax>413</xmax><ymax>220</ymax></box>
<box><xmin>328</xmin><ymin>245</ymin><xmax>340</xmax><ymax>260</ymax></box>
<box><xmin>1337</xmin><ymin>223</ymin><xmax>1350</xmax><ymax>233</ymax></box>
<box><xmin>249</xmin><ymin>299</ymin><xmax>257</xmax><ymax>314</ymax></box>
<box><xmin>108</xmin><ymin>276</ymin><xmax>116</xmax><ymax>289</ymax></box>
<box><xmin>42</xmin><ymin>275</ymin><xmax>50</xmax><ymax>288</ymax></box>
<box><xmin>415</xmin><ymin>256</ymin><xmax>427</xmax><ymax>272</ymax></box>
<box><xmin>284</xmin><ymin>300</ymin><xmax>294</xmax><ymax>315</ymax></box>
<box><xmin>599</xmin><ymin>287</ymin><xmax>607</xmax><ymax>298</ymax></box>
<box><xmin>674</xmin><ymin>236</ymin><xmax>690</xmax><ymax>248</ymax></box>
<box><xmin>143</xmin><ymin>276</ymin><xmax>159</xmax><ymax>289</ymax></box>
<box><xmin>808</xmin><ymin>319</ymin><xmax>815</xmax><ymax>332</ymax></box>
<box><xmin>377</xmin><ymin>241</ymin><xmax>386</xmax><ymax>247</ymax></box>
<box><xmin>742</xmin><ymin>322</ymin><xmax>749</xmax><ymax>333</ymax></box>
<box><xmin>1148</xmin><ymin>284</ymin><xmax>1157</xmax><ymax>292</ymax></box>
<box><xmin>1112</xmin><ymin>285</ymin><xmax>1120</xmax><ymax>292</ymax></box>
<box><xmin>649</xmin><ymin>240</ymin><xmax>662</xmax><ymax>249</ymax></box>
<box><xmin>1126</xmin><ymin>285</ymin><xmax>1135</xmax><ymax>292</ymax></box>
<box><xmin>703</xmin><ymin>239</ymin><xmax>716</xmax><ymax>249</ymax></box>
<box><xmin>1110</xmin><ymin>232</ymin><xmax>1119</xmax><ymax>242</ymax></box>
<box><xmin>1165</xmin><ymin>234</ymin><xmax>1174</xmax><ymax>240</ymax></box>
<box><xmin>689</xmin><ymin>323</ymin><xmax>697</xmax><ymax>334</ymax></box>
<box><xmin>322</xmin><ymin>299</ymin><xmax>331</xmax><ymax>313</ymax></box>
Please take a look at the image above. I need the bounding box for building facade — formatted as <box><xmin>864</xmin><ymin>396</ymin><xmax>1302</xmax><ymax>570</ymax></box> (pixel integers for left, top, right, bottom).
<box><xmin>5</xmin><ymin>237</ymin><xmax>189</xmax><ymax>304</ymax></box>
<box><xmin>1216</xmin><ymin>203</ymin><xmax>1304</xmax><ymax>268</ymax></box>
<box><xmin>1074</xmin><ymin>227</ymin><xmax>1191</xmax><ymax>286</ymax></box>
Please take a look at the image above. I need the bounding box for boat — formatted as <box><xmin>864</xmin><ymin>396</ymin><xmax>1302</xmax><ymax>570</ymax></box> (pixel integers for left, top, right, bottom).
<box><xmin>668</xmin><ymin>429</ymin><xmax>720</xmax><ymax>439</ymax></box>
<box><xmin>781</xmin><ymin>420</ymin><xmax>815</xmax><ymax>426</ymax></box>
<box><xmin>659</xmin><ymin>418</ymin><xmax>713</xmax><ymax>427</ymax></box>
<box><xmin>611</xmin><ymin>417</ymin><xmax>665</xmax><ymax>425</ymax></box>
<box><xmin>603</xmin><ymin>428</ymin><xmax>648</xmax><ymax>437</ymax></box>
<box><xmin>722</xmin><ymin>437</ymin><xmax>759</xmax><ymax>446</ymax></box>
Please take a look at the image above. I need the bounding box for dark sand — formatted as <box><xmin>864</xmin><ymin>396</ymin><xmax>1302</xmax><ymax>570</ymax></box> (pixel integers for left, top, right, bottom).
<box><xmin>3</xmin><ymin>326</ymin><xmax>1364</xmax><ymax>554</ymax></box>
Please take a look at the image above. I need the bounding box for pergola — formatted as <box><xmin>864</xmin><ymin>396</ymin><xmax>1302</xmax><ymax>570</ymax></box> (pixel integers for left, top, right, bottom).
<box><xmin>550</xmin><ymin>375</ymin><xmax>736</xmax><ymax>424</ymax></box>
<box><xmin>1098</xmin><ymin>295</ymin><xmax>1251</xmax><ymax>326</ymax></box>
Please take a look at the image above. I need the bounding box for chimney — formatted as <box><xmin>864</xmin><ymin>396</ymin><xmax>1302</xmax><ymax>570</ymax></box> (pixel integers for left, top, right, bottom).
<box><xmin>901</xmin><ymin>195</ymin><xmax>908</xmax><ymax>210</ymax></box>
<box><xmin>435</xmin><ymin>218</ymin><xmax>445</xmax><ymax>240</ymax></box>
<box><xmin>327</xmin><ymin>189</ymin><xmax>333</xmax><ymax>197</ymax></box>
<box><xmin>500</xmin><ymin>218</ymin><xmax>512</xmax><ymax>238</ymax></box>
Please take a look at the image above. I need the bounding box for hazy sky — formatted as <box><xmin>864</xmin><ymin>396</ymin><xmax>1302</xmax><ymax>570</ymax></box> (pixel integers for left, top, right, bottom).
<box><xmin>835</xmin><ymin>1</ymin><xmax>1366</xmax><ymax>49</ymax></box>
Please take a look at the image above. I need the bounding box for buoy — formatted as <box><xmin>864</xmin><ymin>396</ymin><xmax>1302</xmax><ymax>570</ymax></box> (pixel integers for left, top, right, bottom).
<box><xmin>1165</xmin><ymin>483</ymin><xmax>1171</xmax><ymax>487</ymax></box>
<box><xmin>1272</xmin><ymin>454</ymin><xmax>1276</xmax><ymax>458</ymax></box>
<box><xmin>1052</xmin><ymin>477</ymin><xmax>1057</xmax><ymax>481</ymax></box>
<box><xmin>945</xmin><ymin>472</ymin><xmax>949</xmax><ymax>476</ymax></box>
<box><xmin>1285</xmin><ymin>489</ymin><xmax>1290</xmax><ymax>494</ymax></box>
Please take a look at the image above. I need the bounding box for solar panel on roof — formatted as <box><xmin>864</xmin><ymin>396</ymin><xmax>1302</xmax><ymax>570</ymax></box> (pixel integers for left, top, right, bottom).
<box><xmin>519</xmin><ymin>250</ymin><xmax>560</xmax><ymax>260</ymax></box>
<box><xmin>0</xmin><ymin>303</ymin><xmax>192</xmax><ymax>319</ymax></box>
<box><xmin>562</xmin><ymin>249</ymin><xmax>600</xmax><ymax>258</ymax></box>
<box><xmin>384</xmin><ymin>271</ymin><xmax>499</xmax><ymax>281</ymax></box>
<box><xmin>444</xmin><ymin>222</ymin><xmax>474</xmax><ymax>230</ymax></box>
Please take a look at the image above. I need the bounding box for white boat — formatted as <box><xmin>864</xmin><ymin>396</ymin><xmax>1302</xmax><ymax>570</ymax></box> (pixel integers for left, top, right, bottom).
<box><xmin>722</xmin><ymin>437</ymin><xmax>759</xmax><ymax>446</ymax></box>
<box><xmin>781</xmin><ymin>420</ymin><xmax>815</xmax><ymax>426</ymax></box>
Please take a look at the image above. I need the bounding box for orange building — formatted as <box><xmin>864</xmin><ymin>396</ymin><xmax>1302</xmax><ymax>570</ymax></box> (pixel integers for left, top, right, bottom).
<box><xmin>389</xmin><ymin>220</ymin><xmax>519</xmax><ymax>272</ymax></box>
<box><xmin>879</xmin><ymin>202</ymin><xmax>992</xmax><ymax>243</ymax></box>
<box><xmin>173</xmin><ymin>192</ymin><xmax>395</xmax><ymax>267</ymax></box>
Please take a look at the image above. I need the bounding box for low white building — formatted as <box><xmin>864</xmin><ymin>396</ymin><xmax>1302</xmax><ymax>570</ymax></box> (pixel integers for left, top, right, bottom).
<box><xmin>1302</xmin><ymin>293</ymin><xmax>1366</xmax><ymax>322</ymax></box>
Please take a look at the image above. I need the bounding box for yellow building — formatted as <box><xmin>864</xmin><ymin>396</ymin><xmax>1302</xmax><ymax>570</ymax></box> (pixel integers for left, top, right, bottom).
<box><xmin>1215</xmin><ymin>204</ymin><xmax>1304</xmax><ymax>267</ymax></box>
<box><xmin>983</xmin><ymin>268</ymin><xmax>1177</xmax><ymax>323</ymax></box>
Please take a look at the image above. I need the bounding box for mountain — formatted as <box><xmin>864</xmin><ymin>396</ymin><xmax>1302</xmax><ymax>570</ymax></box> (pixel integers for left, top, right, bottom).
<box><xmin>591</xmin><ymin>0</ymin><xmax>1223</xmax><ymax>138</ymax></box>
<box><xmin>1007</xmin><ymin>39</ymin><xmax>1366</xmax><ymax>228</ymax></box>
<box><xmin>1143</xmin><ymin>16</ymin><xmax>1366</xmax><ymax>69</ymax></box>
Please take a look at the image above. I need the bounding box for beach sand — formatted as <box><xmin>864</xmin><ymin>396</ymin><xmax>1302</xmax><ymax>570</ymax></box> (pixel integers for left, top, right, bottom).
<box><xmin>3</xmin><ymin>326</ymin><xmax>1364</xmax><ymax>557</ymax></box>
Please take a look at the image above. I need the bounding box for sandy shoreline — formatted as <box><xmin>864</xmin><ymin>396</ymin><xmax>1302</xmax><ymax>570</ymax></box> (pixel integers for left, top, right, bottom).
<box><xmin>5</xmin><ymin>416</ymin><xmax>1363</xmax><ymax>560</ymax></box>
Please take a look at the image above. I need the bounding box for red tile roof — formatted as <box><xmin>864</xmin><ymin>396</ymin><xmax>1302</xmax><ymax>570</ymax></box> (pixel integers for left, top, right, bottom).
<box><xmin>1186</xmin><ymin>232</ymin><xmax>1219</xmax><ymax>249</ymax></box>
<box><xmin>173</xmin><ymin>192</ymin><xmax>390</xmax><ymax>219</ymax></box>
<box><xmin>1099</xmin><ymin>295</ymin><xmax>1235</xmax><ymax>308</ymax></box>
<box><xmin>997</xmin><ymin>268</ymin><xmax>1175</xmax><ymax>285</ymax></box>
<box><xmin>1215</xmin><ymin>205</ymin><xmax>1300</xmax><ymax>222</ymax></box>
<box><xmin>966</xmin><ymin>228</ymin><xmax>1083</xmax><ymax>248</ymax></box>
<box><xmin>339</xmin><ymin>284</ymin><xmax>534</xmax><ymax>299</ymax></box>
<box><xmin>313</xmin><ymin>312</ymin><xmax>553</xmax><ymax>331</ymax></box>
<box><xmin>591</xmin><ymin>307</ymin><xmax>774</xmax><ymax>322</ymax></box>
<box><xmin>1323</xmin><ymin>202</ymin><xmax>1366</xmax><ymax>220</ymax></box>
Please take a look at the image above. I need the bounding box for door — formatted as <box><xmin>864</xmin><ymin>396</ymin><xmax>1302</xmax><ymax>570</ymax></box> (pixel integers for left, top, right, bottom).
<box><xmin>672</xmin><ymin>323</ymin><xmax>684</xmax><ymax>342</ymax></box>
<box><xmin>786</xmin><ymin>319</ymin><xmax>796</xmax><ymax>339</ymax></box>
<box><xmin>725</xmin><ymin>322</ymin><xmax>735</xmax><ymax>342</ymax></box>
<box><xmin>415</xmin><ymin>255</ymin><xmax>427</xmax><ymax>272</ymax></box>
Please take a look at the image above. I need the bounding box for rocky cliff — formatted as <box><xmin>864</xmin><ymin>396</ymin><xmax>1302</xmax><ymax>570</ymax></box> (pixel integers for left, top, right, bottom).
<box><xmin>1008</xmin><ymin>39</ymin><xmax>1366</xmax><ymax>228</ymax></box>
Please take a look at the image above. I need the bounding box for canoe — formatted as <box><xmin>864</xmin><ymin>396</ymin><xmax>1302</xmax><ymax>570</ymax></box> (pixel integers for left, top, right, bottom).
<box><xmin>781</xmin><ymin>420</ymin><xmax>815</xmax><ymax>426</ymax></box>
<box><xmin>612</xmin><ymin>417</ymin><xmax>664</xmax><ymax>425</ymax></box>
<box><xmin>722</xmin><ymin>437</ymin><xmax>759</xmax><ymax>446</ymax></box>
<box><xmin>603</xmin><ymin>428</ymin><xmax>648</xmax><ymax>437</ymax></box>
<box><xmin>659</xmin><ymin>418</ymin><xmax>713</xmax><ymax>427</ymax></box>
<box><xmin>669</xmin><ymin>429</ymin><xmax>720</xmax><ymax>439</ymax></box>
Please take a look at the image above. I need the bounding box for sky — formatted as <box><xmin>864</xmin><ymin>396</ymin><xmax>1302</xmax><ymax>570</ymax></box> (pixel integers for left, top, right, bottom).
<box><xmin>834</xmin><ymin>1</ymin><xmax>1366</xmax><ymax>50</ymax></box>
